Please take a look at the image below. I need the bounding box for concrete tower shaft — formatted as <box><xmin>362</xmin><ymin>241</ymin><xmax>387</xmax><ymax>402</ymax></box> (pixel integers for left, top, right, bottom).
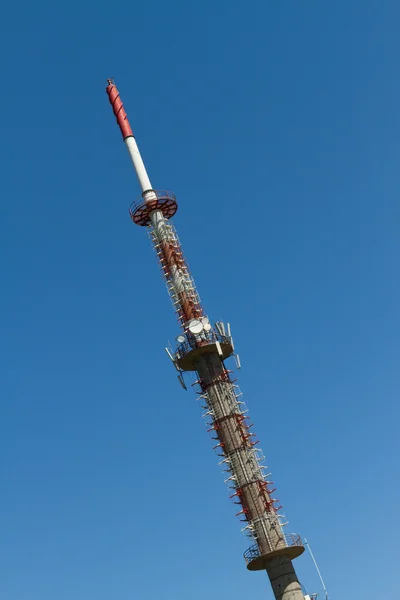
<box><xmin>105</xmin><ymin>80</ymin><xmax>306</xmax><ymax>600</ymax></box>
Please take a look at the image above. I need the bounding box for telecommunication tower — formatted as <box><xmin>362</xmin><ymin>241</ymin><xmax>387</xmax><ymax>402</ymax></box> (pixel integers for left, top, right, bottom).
<box><xmin>105</xmin><ymin>79</ymin><xmax>307</xmax><ymax>600</ymax></box>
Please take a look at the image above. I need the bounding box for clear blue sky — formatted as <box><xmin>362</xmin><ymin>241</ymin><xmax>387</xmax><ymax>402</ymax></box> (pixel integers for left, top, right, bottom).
<box><xmin>1</xmin><ymin>1</ymin><xmax>399</xmax><ymax>598</ymax></box>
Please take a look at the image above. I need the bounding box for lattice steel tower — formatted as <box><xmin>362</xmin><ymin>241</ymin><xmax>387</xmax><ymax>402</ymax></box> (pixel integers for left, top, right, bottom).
<box><xmin>105</xmin><ymin>79</ymin><xmax>307</xmax><ymax>600</ymax></box>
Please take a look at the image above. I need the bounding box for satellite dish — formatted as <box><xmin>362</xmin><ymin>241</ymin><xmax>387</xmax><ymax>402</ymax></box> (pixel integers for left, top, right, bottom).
<box><xmin>204</xmin><ymin>323</ymin><xmax>212</xmax><ymax>332</ymax></box>
<box><xmin>201</xmin><ymin>317</ymin><xmax>210</xmax><ymax>326</ymax></box>
<box><xmin>188</xmin><ymin>319</ymin><xmax>204</xmax><ymax>334</ymax></box>
<box><xmin>177</xmin><ymin>335</ymin><xmax>185</xmax><ymax>343</ymax></box>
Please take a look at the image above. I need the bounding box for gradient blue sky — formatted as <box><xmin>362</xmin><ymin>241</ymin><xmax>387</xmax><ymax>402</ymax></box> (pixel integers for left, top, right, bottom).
<box><xmin>1</xmin><ymin>2</ymin><xmax>399</xmax><ymax>599</ymax></box>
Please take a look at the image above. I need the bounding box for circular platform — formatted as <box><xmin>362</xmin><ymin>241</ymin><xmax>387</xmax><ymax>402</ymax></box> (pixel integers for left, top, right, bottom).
<box><xmin>129</xmin><ymin>190</ymin><xmax>178</xmax><ymax>226</ymax></box>
<box><xmin>246</xmin><ymin>545</ymin><xmax>305</xmax><ymax>571</ymax></box>
<box><xmin>175</xmin><ymin>337</ymin><xmax>234</xmax><ymax>371</ymax></box>
<box><xmin>244</xmin><ymin>535</ymin><xmax>305</xmax><ymax>571</ymax></box>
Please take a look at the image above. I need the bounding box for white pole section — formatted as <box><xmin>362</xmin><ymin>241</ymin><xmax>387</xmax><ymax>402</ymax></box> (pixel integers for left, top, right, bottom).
<box><xmin>124</xmin><ymin>136</ymin><xmax>153</xmax><ymax>193</ymax></box>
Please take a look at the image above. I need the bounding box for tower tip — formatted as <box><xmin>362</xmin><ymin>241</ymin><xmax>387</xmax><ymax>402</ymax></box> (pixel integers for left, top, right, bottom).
<box><xmin>105</xmin><ymin>78</ymin><xmax>133</xmax><ymax>139</ymax></box>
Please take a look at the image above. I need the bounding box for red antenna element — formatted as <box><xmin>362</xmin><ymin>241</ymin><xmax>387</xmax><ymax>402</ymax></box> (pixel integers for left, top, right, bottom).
<box><xmin>106</xmin><ymin>79</ymin><xmax>133</xmax><ymax>140</ymax></box>
<box><xmin>105</xmin><ymin>80</ymin><xmax>309</xmax><ymax>600</ymax></box>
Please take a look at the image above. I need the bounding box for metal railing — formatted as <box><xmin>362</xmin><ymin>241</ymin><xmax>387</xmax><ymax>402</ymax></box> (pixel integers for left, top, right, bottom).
<box><xmin>129</xmin><ymin>190</ymin><xmax>176</xmax><ymax>214</ymax></box>
<box><xmin>175</xmin><ymin>331</ymin><xmax>231</xmax><ymax>359</ymax></box>
<box><xmin>244</xmin><ymin>533</ymin><xmax>303</xmax><ymax>565</ymax></box>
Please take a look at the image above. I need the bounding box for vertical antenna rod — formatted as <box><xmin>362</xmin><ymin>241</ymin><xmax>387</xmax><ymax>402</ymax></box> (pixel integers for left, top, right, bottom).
<box><xmin>105</xmin><ymin>79</ymin><xmax>310</xmax><ymax>600</ymax></box>
<box><xmin>304</xmin><ymin>539</ymin><xmax>329</xmax><ymax>600</ymax></box>
<box><xmin>106</xmin><ymin>79</ymin><xmax>203</xmax><ymax>327</ymax></box>
<box><xmin>106</xmin><ymin>78</ymin><xmax>152</xmax><ymax>193</ymax></box>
